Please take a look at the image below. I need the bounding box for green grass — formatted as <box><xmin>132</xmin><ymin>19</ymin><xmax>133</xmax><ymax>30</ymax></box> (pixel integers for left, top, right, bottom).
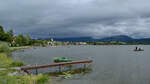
<box><xmin>9</xmin><ymin>46</ymin><xmax>32</xmax><ymax>51</ymax></box>
<box><xmin>0</xmin><ymin>42</ymin><xmax>10</xmax><ymax>53</ymax></box>
<box><xmin>0</xmin><ymin>53</ymin><xmax>24</xmax><ymax>68</ymax></box>
<box><xmin>0</xmin><ymin>53</ymin><xmax>12</xmax><ymax>68</ymax></box>
<box><xmin>10</xmin><ymin>61</ymin><xmax>24</xmax><ymax>67</ymax></box>
<box><xmin>0</xmin><ymin>72</ymin><xmax>50</xmax><ymax>84</ymax></box>
<box><xmin>32</xmin><ymin>74</ymin><xmax>49</xmax><ymax>84</ymax></box>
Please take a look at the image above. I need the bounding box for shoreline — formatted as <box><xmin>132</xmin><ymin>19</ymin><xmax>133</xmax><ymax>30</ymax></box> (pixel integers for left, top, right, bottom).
<box><xmin>0</xmin><ymin>46</ymin><xmax>50</xmax><ymax>84</ymax></box>
<box><xmin>10</xmin><ymin>46</ymin><xmax>32</xmax><ymax>51</ymax></box>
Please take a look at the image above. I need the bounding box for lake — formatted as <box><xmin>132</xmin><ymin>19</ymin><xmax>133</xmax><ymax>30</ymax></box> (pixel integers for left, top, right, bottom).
<box><xmin>12</xmin><ymin>45</ymin><xmax>150</xmax><ymax>84</ymax></box>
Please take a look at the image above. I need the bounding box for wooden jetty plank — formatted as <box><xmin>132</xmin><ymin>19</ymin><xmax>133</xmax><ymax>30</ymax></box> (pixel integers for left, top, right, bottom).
<box><xmin>21</xmin><ymin>60</ymin><xmax>93</xmax><ymax>70</ymax></box>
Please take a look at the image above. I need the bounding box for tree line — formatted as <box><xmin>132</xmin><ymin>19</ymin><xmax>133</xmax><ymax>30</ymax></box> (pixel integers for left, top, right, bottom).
<box><xmin>0</xmin><ymin>25</ymin><xmax>31</xmax><ymax>46</ymax></box>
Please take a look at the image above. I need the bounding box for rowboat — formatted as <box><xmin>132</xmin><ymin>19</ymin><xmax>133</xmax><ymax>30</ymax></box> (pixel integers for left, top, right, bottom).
<box><xmin>54</xmin><ymin>57</ymin><xmax>72</xmax><ymax>63</ymax></box>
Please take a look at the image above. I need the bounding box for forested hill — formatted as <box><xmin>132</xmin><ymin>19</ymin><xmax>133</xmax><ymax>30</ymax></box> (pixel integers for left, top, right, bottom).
<box><xmin>41</xmin><ymin>35</ymin><xmax>150</xmax><ymax>43</ymax></box>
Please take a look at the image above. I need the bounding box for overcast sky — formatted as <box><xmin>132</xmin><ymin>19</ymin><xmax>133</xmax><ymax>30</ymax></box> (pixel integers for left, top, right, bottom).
<box><xmin>0</xmin><ymin>0</ymin><xmax>150</xmax><ymax>38</ymax></box>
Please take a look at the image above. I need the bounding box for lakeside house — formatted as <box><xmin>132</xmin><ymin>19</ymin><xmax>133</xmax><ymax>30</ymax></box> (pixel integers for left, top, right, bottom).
<box><xmin>47</xmin><ymin>38</ymin><xmax>54</xmax><ymax>45</ymax></box>
<box><xmin>75</xmin><ymin>42</ymin><xmax>87</xmax><ymax>45</ymax></box>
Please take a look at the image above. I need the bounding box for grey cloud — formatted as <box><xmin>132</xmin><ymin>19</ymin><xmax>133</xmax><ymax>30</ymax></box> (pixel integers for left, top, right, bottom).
<box><xmin>0</xmin><ymin>0</ymin><xmax>150</xmax><ymax>38</ymax></box>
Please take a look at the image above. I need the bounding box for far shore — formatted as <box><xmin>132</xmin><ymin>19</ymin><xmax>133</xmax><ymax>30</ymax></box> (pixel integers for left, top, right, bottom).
<box><xmin>10</xmin><ymin>46</ymin><xmax>32</xmax><ymax>51</ymax></box>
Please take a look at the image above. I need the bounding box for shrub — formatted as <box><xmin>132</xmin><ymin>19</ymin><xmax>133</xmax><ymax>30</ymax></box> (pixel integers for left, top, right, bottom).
<box><xmin>35</xmin><ymin>74</ymin><xmax>49</xmax><ymax>84</ymax></box>
<box><xmin>23</xmin><ymin>74</ymin><xmax>49</xmax><ymax>84</ymax></box>
<box><xmin>0</xmin><ymin>53</ymin><xmax>12</xmax><ymax>68</ymax></box>
<box><xmin>0</xmin><ymin>71</ymin><xmax>50</xmax><ymax>84</ymax></box>
<box><xmin>10</xmin><ymin>61</ymin><xmax>24</xmax><ymax>67</ymax></box>
<box><xmin>0</xmin><ymin>42</ymin><xmax>10</xmax><ymax>53</ymax></box>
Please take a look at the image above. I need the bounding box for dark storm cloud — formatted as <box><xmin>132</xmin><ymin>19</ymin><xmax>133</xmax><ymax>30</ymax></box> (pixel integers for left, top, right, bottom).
<box><xmin>1</xmin><ymin>0</ymin><xmax>150</xmax><ymax>38</ymax></box>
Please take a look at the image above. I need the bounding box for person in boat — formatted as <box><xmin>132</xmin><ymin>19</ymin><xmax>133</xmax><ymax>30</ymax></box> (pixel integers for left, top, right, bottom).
<box><xmin>138</xmin><ymin>48</ymin><xmax>142</xmax><ymax>51</ymax></box>
<box><xmin>135</xmin><ymin>46</ymin><xmax>138</xmax><ymax>51</ymax></box>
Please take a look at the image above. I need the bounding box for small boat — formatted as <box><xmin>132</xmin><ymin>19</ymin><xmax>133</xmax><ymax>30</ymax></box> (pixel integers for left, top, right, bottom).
<box><xmin>54</xmin><ymin>57</ymin><xmax>72</xmax><ymax>63</ymax></box>
<box><xmin>134</xmin><ymin>47</ymin><xmax>144</xmax><ymax>51</ymax></box>
<box><xmin>134</xmin><ymin>49</ymin><xmax>144</xmax><ymax>51</ymax></box>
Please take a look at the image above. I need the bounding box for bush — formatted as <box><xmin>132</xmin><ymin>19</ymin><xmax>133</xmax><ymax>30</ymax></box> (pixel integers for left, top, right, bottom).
<box><xmin>35</xmin><ymin>74</ymin><xmax>49</xmax><ymax>84</ymax></box>
<box><xmin>0</xmin><ymin>42</ymin><xmax>10</xmax><ymax>53</ymax></box>
<box><xmin>0</xmin><ymin>69</ymin><xmax>50</xmax><ymax>84</ymax></box>
<box><xmin>0</xmin><ymin>53</ymin><xmax>12</xmax><ymax>68</ymax></box>
<box><xmin>10</xmin><ymin>61</ymin><xmax>24</xmax><ymax>67</ymax></box>
<box><xmin>15</xmin><ymin>34</ymin><xmax>31</xmax><ymax>46</ymax></box>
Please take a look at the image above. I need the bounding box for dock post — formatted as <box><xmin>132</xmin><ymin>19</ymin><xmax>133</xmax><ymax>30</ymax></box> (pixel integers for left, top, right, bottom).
<box><xmin>35</xmin><ymin>64</ymin><xmax>38</xmax><ymax>75</ymax></box>
<box><xmin>69</xmin><ymin>65</ymin><xmax>72</xmax><ymax>70</ymax></box>
<box><xmin>84</xmin><ymin>64</ymin><xmax>86</xmax><ymax>69</ymax></box>
<box><xmin>59</xmin><ymin>66</ymin><xmax>61</xmax><ymax>72</ymax></box>
<box><xmin>36</xmin><ymin>69</ymin><xmax>38</xmax><ymax>75</ymax></box>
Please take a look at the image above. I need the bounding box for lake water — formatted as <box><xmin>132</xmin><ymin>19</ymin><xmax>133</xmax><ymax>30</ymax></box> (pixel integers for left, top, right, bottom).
<box><xmin>12</xmin><ymin>45</ymin><xmax>150</xmax><ymax>84</ymax></box>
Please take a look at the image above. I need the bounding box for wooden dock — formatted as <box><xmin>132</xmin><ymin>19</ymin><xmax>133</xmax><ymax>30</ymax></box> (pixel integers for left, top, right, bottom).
<box><xmin>21</xmin><ymin>59</ymin><xmax>93</xmax><ymax>74</ymax></box>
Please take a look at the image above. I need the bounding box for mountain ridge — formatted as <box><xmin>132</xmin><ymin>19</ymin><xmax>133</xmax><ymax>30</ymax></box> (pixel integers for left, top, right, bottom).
<box><xmin>37</xmin><ymin>35</ymin><xmax>150</xmax><ymax>43</ymax></box>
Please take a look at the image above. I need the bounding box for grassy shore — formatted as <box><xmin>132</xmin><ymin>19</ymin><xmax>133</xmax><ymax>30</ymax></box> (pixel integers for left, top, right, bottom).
<box><xmin>9</xmin><ymin>46</ymin><xmax>32</xmax><ymax>51</ymax></box>
<box><xmin>0</xmin><ymin>42</ymin><xmax>50</xmax><ymax>84</ymax></box>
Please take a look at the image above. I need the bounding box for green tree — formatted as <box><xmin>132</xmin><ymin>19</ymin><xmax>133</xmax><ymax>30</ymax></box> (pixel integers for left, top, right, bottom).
<box><xmin>15</xmin><ymin>34</ymin><xmax>24</xmax><ymax>46</ymax></box>
<box><xmin>0</xmin><ymin>32</ymin><xmax>5</xmax><ymax>41</ymax></box>
<box><xmin>7</xmin><ymin>29</ymin><xmax>14</xmax><ymax>37</ymax></box>
<box><xmin>24</xmin><ymin>36</ymin><xmax>30</xmax><ymax>45</ymax></box>
<box><xmin>15</xmin><ymin>34</ymin><xmax>31</xmax><ymax>46</ymax></box>
<box><xmin>3</xmin><ymin>33</ymin><xmax>12</xmax><ymax>42</ymax></box>
<box><xmin>0</xmin><ymin>25</ymin><xmax>4</xmax><ymax>33</ymax></box>
<box><xmin>0</xmin><ymin>26</ymin><xmax>12</xmax><ymax>42</ymax></box>
<box><xmin>0</xmin><ymin>25</ymin><xmax>5</xmax><ymax>41</ymax></box>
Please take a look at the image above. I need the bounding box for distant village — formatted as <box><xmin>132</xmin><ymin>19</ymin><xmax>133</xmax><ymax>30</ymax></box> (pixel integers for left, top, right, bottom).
<box><xmin>45</xmin><ymin>38</ymin><xmax>130</xmax><ymax>46</ymax></box>
<box><xmin>47</xmin><ymin>38</ymin><xmax>87</xmax><ymax>46</ymax></box>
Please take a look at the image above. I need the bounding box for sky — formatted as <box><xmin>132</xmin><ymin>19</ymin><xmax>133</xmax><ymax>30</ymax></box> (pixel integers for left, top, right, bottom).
<box><xmin>0</xmin><ymin>0</ymin><xmax>150</xmax><ymax>39</ymax></box>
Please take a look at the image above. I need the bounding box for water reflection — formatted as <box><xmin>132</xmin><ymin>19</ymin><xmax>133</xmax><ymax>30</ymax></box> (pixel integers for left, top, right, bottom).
<box><xmin>25</xmin><ymin>64</ymin><xmax>93</xmax><ymax>75</ymax></box>
<box><xmin>47</xmin><ymin>68</ymin><xmax>92</xmax><ymax>76</ymax></box>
